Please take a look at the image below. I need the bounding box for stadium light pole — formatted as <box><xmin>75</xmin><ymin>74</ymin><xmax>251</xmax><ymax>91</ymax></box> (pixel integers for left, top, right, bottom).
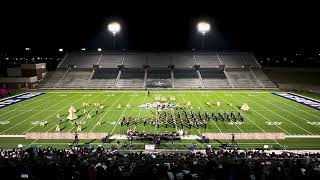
<box><xmin>108</xmin><ymin>22</ymin><xmax>121</xmax><ymax>49</ymax></box>
<box><xmin>197</xmin><ymin>22</ymin><xmax>210</xmax><ymax>49</ymax></box>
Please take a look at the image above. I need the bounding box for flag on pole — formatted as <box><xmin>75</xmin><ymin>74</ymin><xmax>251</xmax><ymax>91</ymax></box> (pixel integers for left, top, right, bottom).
<box><xmin>55</xmin><ymin>124</ymin><xmax>60</xmax><ymax>132</ymax></box>
<box><xmin>56</xmin><ymin>113</ymin><xmax>60</xmax><ymax>119</ymax></box>
<box><xmin>86</xmin><ymin>113</ymin><xmax>91</xmax><ymax>119</ymax></box>
<box><xmin>187</xmin><ymin>101</ymin><xmax>191</xmax><ymax>106</ymax></box>
<box><xmin>126</xmin><ymin>104</ymin><xmax>131</xmax><ymax>108</ymax></box>
<box><xmin>216</xmin><ymin>101</ymin><xmax>221</xmax><ymax>107</ymax></box>
<box><xmin>77</xmin><ymin>124</ymin><xmax>82</xmax><ymax>132</ymax></box>
<box><xmin>117</xmin><ymin>104</ymin><xmax>122</xmax><ymax>109</ymax></box>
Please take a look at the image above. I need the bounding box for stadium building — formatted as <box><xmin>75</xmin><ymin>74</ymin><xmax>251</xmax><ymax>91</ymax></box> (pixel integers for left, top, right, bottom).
<box><xmin>0</xmin><ymin>3</ymin><xmax>320</xmax><ymax>179</ymax></box>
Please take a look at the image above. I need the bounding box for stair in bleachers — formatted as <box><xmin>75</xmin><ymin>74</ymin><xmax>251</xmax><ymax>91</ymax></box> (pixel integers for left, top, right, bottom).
<box><xmin>40</xmin><ymin>69</ymin><xmax>68</xmax><ymax>88</ymax></box>
<box><xmin>225</xmin><ymin>68</ymin><xmax>261</xmax><ymax>88</ymax></box>
<box><xmin>250</xmin><ymin>68</ymin><xmax>277</xmax><ymax>88</ymax></box>
<box><xmin>200</xmin><ymin>68</ymin><xmax>231</xmax><ymax>88</ymax></box>
<box><xmin>55</xmin><ymin>70</ymin><xmax>92</xmax><ymax>88</ymax></box>
<box><xmin>116</xmin><ymin>68</ymin><xmax>145</xmax><ymax>88</ymax></box>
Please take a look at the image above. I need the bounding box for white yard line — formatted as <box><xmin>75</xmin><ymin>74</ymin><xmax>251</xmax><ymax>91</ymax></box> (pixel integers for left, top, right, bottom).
<box><xmin>0</xmin><ymin>94</ymin><xmax>78</xmax><ymax>134</ymax></box>
<box><xmin>239</xmin><ymin>94</ymin><xmax>314</xmax><ymax>135</ymax></box>
<box><xmin>268</xmin><ymin>94</ymin><xmax>320</xmax><ymax>119</ymax></box>
<box><xmin>231</xmin><ymin>95</ymin><xmax>292</xmax><ymax>135</ymax></box>
<box><xmin>190</xmin><ymin>93</ymin><xmax>222</xmax><ymax>133</ymax></box>
<box><xmin>0</xmin><ymin>93</ymin><xmax>53</xmax><ymax>116</ymax></box>
<box><xmin>259</xmin><ymin>95</ymin><xmax>320</xmax><ymax>123</ymax></box>
<box><xmin>26</xmin><ymin>92</ymin><xmax>105</xmax><ymax>148</ymax></box>
<box><xmin>133</xmin><ymin>93</ymin><xmax>147</xmax><ymax>131</ymax></box>
<box><xmin>89</xmin><ymin>93</ymin><xmax>126</xmax><ymax>132</ymax></box>
<box><xmin>110</xmin><ymin>96</ymin><xmax>135</xmax><ymax>135</ymax></box>
<box><xmin>0</xmin><ymin>94</ymin><xmax>64</xmax><ymax>123</ymax></box>
<box><xmin>179</xmin><ymin>94</ymin><xmax>201</xmax><ymax>135</ymax></box>
<box><xmin>212</xmin><ymin>93</ymin><xmax>244</xmax><ymax>133</ymax></box>
<box><xmin>218</xmin><ymin>94</ymin><xmax>286</xmax><ymax>150</ymax></box>
<box><xmin>67</xmin><ymin>92</ymin><xmax>105</xmax><ymax>133</ymax></box>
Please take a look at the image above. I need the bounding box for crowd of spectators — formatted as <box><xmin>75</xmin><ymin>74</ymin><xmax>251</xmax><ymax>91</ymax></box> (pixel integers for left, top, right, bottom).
<box><xmin>0</xmin><ymin>146</ymin><xmax>320</xmax><ymax>180</ymax></box>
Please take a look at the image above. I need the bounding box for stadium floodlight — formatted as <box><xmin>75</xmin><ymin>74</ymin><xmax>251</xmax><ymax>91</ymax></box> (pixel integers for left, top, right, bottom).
<box><xmin>197</xmin><ymin>22</ymin><xmax>211</xmax><ymax>49</ymax></box>
<box><xmin>98</xmin><ymin>48</ymin><xmax>102</xmax><ymax>52</ymax></box>
<box><xmin>108</xmin><ymin>22</ymin><xmax>121</xmax><ymax>49</ymax></box>
<box><xmin>25</xmin><ymin>48</ymin><xmax>30</xmax><ymax>51</ymax></box>
<box><xmin>58</xmin><ymin>48</ymin><xmax>63</xmax><ymax>52</ymax></box>
<box><xmin>81</xmin><ymin>48</ymin><xmax>86</xmax><ymax>51</ymax></box>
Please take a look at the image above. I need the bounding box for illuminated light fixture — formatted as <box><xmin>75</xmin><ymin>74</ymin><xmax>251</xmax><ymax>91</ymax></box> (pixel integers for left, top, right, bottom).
<box><xmin>108</xmin><ymin>22</ymin><xmax>121</xmax><ymax>49</ymax></box>
<box><xmin>25</xmin><ymin>48</ymin><xmax>30</xmax><ymax>51</ymax></box>
<box><xmin>197</xmin><ymin>22</ymin><xmax>210</xmax><ymax>35</ymax></box>
<box><xmin>197</xmin><ymin>22</ymin><xmax>211</xmax><ymax>49</ymax></box>
<box><xmin>81</xmin><ymin>48</ymin><xmax>86</xmax><ymax>51</ymax></box>
<box><xmin>97</xmin><ymin>48</ymin><xmax>102</xmax><ymax>52</ymax></box>
<box><xmin>59</xmin><ymin>48</ymin><xmax>63</xmax><ymax>52</ymax></box>
<box><xmin>108</xmin><ymin>22</ymin><xmax>121</xmax><ymax>36</ymax></box>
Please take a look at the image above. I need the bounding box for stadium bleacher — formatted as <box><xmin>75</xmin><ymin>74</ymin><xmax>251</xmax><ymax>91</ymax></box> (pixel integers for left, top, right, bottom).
<box><xmin>40</xmin><ymin>51</ymin><xmax>277</xmax><ymax>89</ymax></box>
<box><xmin>117</xmin><ymin>68</ymin><xmax>145</xmax><ymax>88</ymax></box>
<box><xmin>89</xmin><ymin>68</ymin><xmax>119</xmax><ymax>88</ymax></box>
<box><xmin>55</xmin><ymin>69</ymin><xmax>92</xmax><ymax>88</ymax></box>
<box><xmin>199</xmin><ymin>68</ymin><xmax>231</xmax><ymax>88</ymax></box>
<box><xmin>250</xmin><ymin>68</ymin><xmax>278</xmax><ymax>88</ymax></box>
<box><xmin>173</xmin><ymin>68</ymin><xmax>201</xmax><ymax>88</ymax></box>
<box><xmin>99</xmin><ymin>53</ymin><xmax>123</xmax><ymax>68</ymax></box>
<box><xmin>225</xmin><ymin>68</ymin><xmax>261</xmax><ymax>88</ymax></box>
<box><xmin>58</xmin><ymin>52</ymin><xmax>100</xmax><ymax>69</ymax></box>
<box><xmin>146</xmin><ymin>68</ymin><xmax>172</xmax><ymax>88</ymax></box>
<box><xmin>195</xmin><ymin>53</ymin><xmax>221</xmax><ymax>68</ymax></box>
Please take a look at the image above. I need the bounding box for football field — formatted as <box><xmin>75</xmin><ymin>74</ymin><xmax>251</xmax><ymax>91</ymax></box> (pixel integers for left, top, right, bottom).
<box><xmin>0</xmin><ymin>90</ymin><xmax>320</xmax><ymax>150</ymax></box>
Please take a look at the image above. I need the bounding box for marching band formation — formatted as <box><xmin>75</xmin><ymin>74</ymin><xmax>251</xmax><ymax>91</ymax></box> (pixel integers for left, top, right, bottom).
<box><xmin>120</xmin><ymin>109</ymin><xmax>244</xmax><ymax>129</ymax></box>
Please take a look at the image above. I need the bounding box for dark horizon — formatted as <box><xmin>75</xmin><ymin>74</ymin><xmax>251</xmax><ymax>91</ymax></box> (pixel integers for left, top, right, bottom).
<box><xmin>0</xmin><ymin>2</ymin><xmax>319</xmax><ymax>54</ymax></box>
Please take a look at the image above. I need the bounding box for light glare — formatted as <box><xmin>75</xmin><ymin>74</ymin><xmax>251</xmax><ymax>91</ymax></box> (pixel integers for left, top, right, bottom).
<box><xmin>108</xmin><ymin>22</ymin><xmax>121</xmax><ymax>34</ymax></box>
<box><xmin>197</xmin><ymin>22</ymin><xmax>210</xmax><ymax>34</ymax></box>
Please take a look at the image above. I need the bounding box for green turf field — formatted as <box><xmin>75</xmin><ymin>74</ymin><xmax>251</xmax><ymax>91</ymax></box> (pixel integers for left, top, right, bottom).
<box><xmin>0</xmin><ymin>90</ymin><xmax>320</xmax><ymax>150</ymax></box>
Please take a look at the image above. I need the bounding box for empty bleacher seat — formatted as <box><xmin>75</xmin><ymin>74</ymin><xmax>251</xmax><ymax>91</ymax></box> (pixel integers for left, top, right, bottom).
<box><xmin>117</xmin><ymin>68</ymin><xmax>145</xmax><ymax>88</ymax></box>
<box><xmin>174</xmin><ymin>69</ymin><xmax>201</xmax><ymax>88</ymax></box>
<box><xmin>200</xmin><ymin>68</ymin><xmax>230</xmax><ymax>88</ymax></box>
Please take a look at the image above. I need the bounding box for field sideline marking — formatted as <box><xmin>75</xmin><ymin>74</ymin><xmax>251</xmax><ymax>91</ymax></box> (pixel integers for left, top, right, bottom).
<box><xmin>179</xmin><ymin>94</ymin><xmax>201</xmax><ymax>135</ymax></box>
<box><xmin>190</xmin><ymin>93</ymin><xmax>222</xmax><ymax>133</ymax></box>
<box><xmin>242</xmin><ymin>94</ymin><xmax>314</xmax><ymax>134</ymax></box>
<box><xmin>134</xmin><ymin>93</ymin><xmax>147</xmax><ymax>131</ymax></box>
<box><xmin>22</xmin><ymin>93</ymin><xmax>92</xmax><ymax>134</ymax></box>
<box><xmin>67</xmin><ymin>92</ymin><xmax>105</xmax><ymax>133</ymax></box>
<box><xmin>110</xmin><ymin>95</ymin><xmax>135</xmax><ymax>135</ymax></box>
<box><xmin>0</xmin><ymin>94</ymin><xmax>78</xmax><ymax>134</ymax></box>
<box><xmin>89</xmin><ymin>92</ymin><xmax>126</xmax><ymax>133</ymax></box>
<box><xmin>0</xmin><ymin>93</ymin><xmax>64</xmax><ymax>123</ymax></box>
<box><xmin>235</xmin><ymin>95</ymin><xmax>292</xmax><ymax>135</ymax></box>
<box><xmin>224</xmin><ymin>94</ymin><xmax>286</xmax><ymax>150</ymax></box>
<box><xmin>0</xmin><ymin>93</ymin><xmax>54</xmax><ymax>116</ymax></box>
<box><xmin>213</xmin><ymin>93</ymin><xmax>245</xmax><ymax>133</ymax></box>
<box><xmin>267</xmin><ymin>94</ymin><xmax>320</xmax><ymax>119</ymax></box>
<box><xmin>25</xmin><ymin>93</ymin><xmax>95</xmax><ymax>148</ymax></box>
<box><xmin>260</xmin><ymin>95</ymin><xmax>320</xmax><ymax>123</ymax></box>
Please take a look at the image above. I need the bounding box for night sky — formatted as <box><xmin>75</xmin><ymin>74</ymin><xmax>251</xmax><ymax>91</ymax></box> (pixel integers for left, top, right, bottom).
<box><xmin>0</xmin><ymin>1</ymin><xmax>319</xmax><ymax>53</ymax></box>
